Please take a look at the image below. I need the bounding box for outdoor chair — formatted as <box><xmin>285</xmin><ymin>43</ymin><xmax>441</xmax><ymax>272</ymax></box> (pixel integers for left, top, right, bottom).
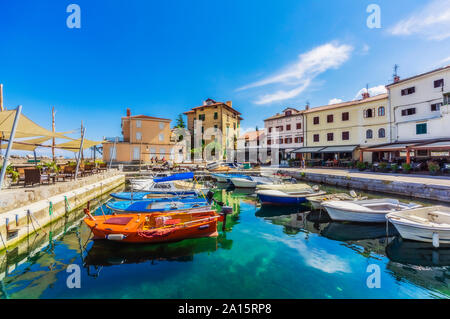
<box><xmin>24</xmin><ymin>168</ymin><xmax>53</xmax><ymax>187</ymax></box>
<box><xmin>411</xmin><ymin>162</ymin><xmax>422</xmax><ymax>172</ymax></box>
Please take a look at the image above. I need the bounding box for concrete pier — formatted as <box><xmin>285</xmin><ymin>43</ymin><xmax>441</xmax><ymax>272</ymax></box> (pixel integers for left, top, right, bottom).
<box><xmin>0</xmin><ymin>171</ymin><xmax>125</xmax><ymax>251</ymax></box>
<box><xmin>267</xmin><ymin>168</ymin><xmax>450</xmax><ymax>203</ymax></box>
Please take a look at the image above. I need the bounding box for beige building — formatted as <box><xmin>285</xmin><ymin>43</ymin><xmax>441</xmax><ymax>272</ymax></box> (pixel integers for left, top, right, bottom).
<box><xmin>103</xmin><ymin>109</ymin><xmax>176</xmax><ymax>163</ymax></box>
<box><xmin>184</xmin><ymin>98</ymin><xmax>243</xmax><ymax>159</ymax></box>
<box><xmin>294</xmin><ymin>93</ymin><xmax>389</xmax><ymax>163</ymax></box>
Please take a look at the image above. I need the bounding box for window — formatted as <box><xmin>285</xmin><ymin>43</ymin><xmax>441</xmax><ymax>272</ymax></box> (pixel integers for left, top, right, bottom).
<box><xmin>378</xmin><ymin>128</ymin><xmax>385</xmax><ymax>138</ymax></box>
<box><xmin>201</xmin><ymin>126</ymin><xmax>204</xmax><ymax>133</ymax></box>
<box><xmin>364</xmin><ymin>109</ymin><xmax>374</xmax><ymax>118</ymax></box>
<box><xmin>267</xmin><ymin>139</ymin><xmax>272</xmax><ymax>145</ymax></box>
<box><xmin>214</xmin><ymin>125</ymin><xmax>218</xmax><ymax>132</ymax></box>
<box><xmin>276</xmin><ymin>126</ymin><xmax>283</xmax><ymax>132</ymax></box>
<box><xmin>342</xmin><ymin>112</ymin><xmax>349</xmax><ymax>121</ymax></box>
<box><xmin>327</xmin><ymin>115</ymin><xmax>334</xmax><ymax>123</ymax></box>
<box><xmin>431</xmin><ymin>103</ymin><xmax>442</xmax><ymax>111</ymax></box>
<box><xmin>159</xmin><ymin>133</ymin><xmax>164</xmax><ymax>141</ymax></box>
<box><xmin>294</xmin><ymin>137</ymin><xmax>302</xmax><ymax>143</ymax></box>
<box><xmin>434</xmin><ymin>79</ymin><xmax>444</xmax><ymax>88</ymax></box>
<box><xmin>136</xmin><ymin>120</ymin><xmax>141</xmax><ymax>128</ymax></box>
<box><xmin>214</xmin><ymin>112</ymin><xmax>218</xmax><ymax>120</ymax></box>
<box><xmin>279</xmin><ymin>138</ymin><xmax>284</xmax><ymax>144</ymax></box>
<box><xmin>286</xmin><ymin>124</ymin><xmax>291</xmax><ymax>131</ymax></box>
<box><xmin>313</xmin><ymin>134</ymin><xmax>319</xmax><ymax>142</ymax></box>
<box><xmin>133</xmin><ymin>147</ymin><xmax>140</xmax><ymax>160</ymax></box>
<box><xmin>366</xmin><ymin>129</ymin><xmax>373</xmax><ymax>139</ymax></box>
<box><xmin>401</xmin><ymin>87</ymin><xmax>415</xmax><ymax>96</ymax></box>
<box><xmin>285</xmin><ymin>110</ymin><xmax>292</xmax><ymax>116</ymax></box>
<box><xmin>136</xmin><ymin>132</ymin><xmax>142</xmax><ymax>141</ymax></box>
<box><xmin>268</xmin><ymin>127</ymin><xmax>272</xmax><ymax>133</ymax></box>
<box><xmin>313</xmin><ymin>116</ymin><xmax>319</xmax><ymax>125</ymax></box>
<box><xmin>285</xmin><ymin>137</ymin><xmax>292</xmax><ymax>144</ymax></box>
<box><xmin>159</xmin><ymin>123</ymin><xmax>164</xmax><ymax>129</ymax></box>
<box><xmin>416</xmin><ymin>123</ymin><xmax>427</xmax><ymax>135</ymax></box>
<box><xmin>327</xmin><ymin>133</ymin><xmax>334</xmax><ymax>141</ymax></box>
<box><xmin>296</xmin><ymin>123</ymin><xmax>301</xmax><ymax>130</ymax></box>
<box><xmin>444</xmin><ymin>94</ymin><xmax>450</xmax><ymax>105</ymax></box>
<box><xmin>401</xmin><ymin>108</ymin><xmax>416</xmax><ymax>116</ymax></box>
<box><xmin>233</xmin><ymin>123</ymin><xmax>236</xmax><ymax>130</ymax></box>
<box><xmin>301</xmin><ymin>136</ymin><xmax>304</xmax><ymax>143</ymax></box>
<box><xmin>378</xmin><ymin>106</ymin><xmax>385</xmax><ymax>116</ymax></box>
<box><xmin>199</xmin><ymin>114</ymin><xmax>206</xmax><ymax>121</ymax></box>
<box><xmin>342</xmin><ymin>131</ymin><xmax>349</xmax><ymax>140</ymax></box>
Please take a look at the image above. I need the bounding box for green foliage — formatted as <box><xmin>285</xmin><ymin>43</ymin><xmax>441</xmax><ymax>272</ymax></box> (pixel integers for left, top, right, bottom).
<box><xmin>402</xmin><ymin>163</ymin><xmax>411</xmax><ymax>172</ymax></box>
<box><xmin>427</xmin><ymin>161</ymin><xmax>440</xmax><ymax>173</ymax></box>
<box><xmin>175</xmin><ymin>114</ymin><xmax>186</xmax><ymax>128</ymax></box>
<box><xmin>391</xmin><ymin>163</ymin><xmax>398</xmax><ymax>171</ymax></box>
<box><xmin>379</xmin><ymin>162</ymin><xmax>388</xmax><ymax>170</ymax></box>
<box><xmin>356</xmin><ymin>161</ymin><xmax>366</xmax><ymax>170</ymax></box>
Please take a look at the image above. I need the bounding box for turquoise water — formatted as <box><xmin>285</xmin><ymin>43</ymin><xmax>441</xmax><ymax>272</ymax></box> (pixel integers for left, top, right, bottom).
<box><xmin>0</xmin><ymin>187</ymin><xmax>449</xmax><ymax>299</ymax></box>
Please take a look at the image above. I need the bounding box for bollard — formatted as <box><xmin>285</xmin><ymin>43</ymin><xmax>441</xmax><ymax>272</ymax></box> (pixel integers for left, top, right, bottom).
<box><xmin>432</xmin><ymin>232</ymin><xmax>440</xmax><ymax>248</ymax></box>
<box><xmin>15</xmin><ymin>214</ymin><xmax>19</xmax><ymax>227</ymax></box>
<box><xmin>5</xmin><ymin>218</ymin><xmax>9</xmax><ymax>232</ymax></box>
<box><xmin>220</xmin><ymin>206</ymin><xmax>233</xmax><ymax>231</ymax></box>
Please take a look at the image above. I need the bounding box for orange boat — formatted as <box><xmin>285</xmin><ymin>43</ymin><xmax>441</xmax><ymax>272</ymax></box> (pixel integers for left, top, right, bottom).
<box><xmin>83</xmin><ymin>207</ymin><xmax>223</xmax><ymax>244</ymax></box>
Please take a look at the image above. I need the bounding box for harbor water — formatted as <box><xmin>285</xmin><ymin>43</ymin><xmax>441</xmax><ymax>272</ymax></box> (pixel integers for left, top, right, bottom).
<box><xmin>0</xmin><ymin>185</ymin><xmax>449</xmax><ymax>299</ymax></box>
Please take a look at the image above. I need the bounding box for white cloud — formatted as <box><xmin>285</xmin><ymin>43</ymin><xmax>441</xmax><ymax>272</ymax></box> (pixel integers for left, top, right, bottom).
<box><xmin>361</xmin><ymin>44</ymin><xmax>370</xmax><ymax>55</ymax></box>
<box><xmin>262</xmin><ymin>234</ymin><xmax>351</xmax><ymax>274</ymax></box>
<box><xmin>389</xmin><ymin>0</ymin><xmax>450</xmax><ymax>41</ymax></box>
<box><xmin>238</xmin><ymin>42</ymin><xmax>353</xmax><ymax>105</ymax></box>
<box><xmin>354</xmin><ymin>85</ymin><xmax>387</xmax><ymax>100</ymax></box>
<box><xmin>328</xmin><ymin>98</ymin><xmax>343</xmax><ymax>105</ymax></box>
<box><xmin>441</xmin><ymin>56</ymin><xmax>450</xmax><ymax>64</ymax></box>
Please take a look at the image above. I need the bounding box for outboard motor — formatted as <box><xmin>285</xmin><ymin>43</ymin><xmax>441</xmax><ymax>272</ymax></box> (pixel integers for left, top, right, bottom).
<box><xmin>206</xmin><ymin>190</ymin><xmax>215</xmax><ymax>204</ymax></box>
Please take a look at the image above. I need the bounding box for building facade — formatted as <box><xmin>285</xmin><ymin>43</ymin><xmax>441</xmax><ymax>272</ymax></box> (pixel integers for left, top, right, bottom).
<box><xmin>298</xmin><ymin>93</ymin><xmax>389</xmax><ymax>162</ymax></box>
<box><xmin>388</xmin><ymin>66</ymin><xmax>450</xmax><ymax>142</ymax></box>
<box><xmin>103</xmin><ymin>109</ymin><xmax>175</xmax><ymax>163</ymax></box>
<box><xmin>264</xmin><ymin>107</ymin><xmax>304</xmax><ymax>161</ymax></box>
<box><xmin>184</xmin><ymin>99</ymin><xmax>243</xmax><ymax>159</ymax></box>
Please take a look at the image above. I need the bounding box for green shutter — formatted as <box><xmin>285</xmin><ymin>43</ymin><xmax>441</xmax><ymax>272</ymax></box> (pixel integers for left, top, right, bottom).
<box><xmin>416</xmin><ymin>123</ymin><xmax>427</xmax><ymax>135</ymax></box>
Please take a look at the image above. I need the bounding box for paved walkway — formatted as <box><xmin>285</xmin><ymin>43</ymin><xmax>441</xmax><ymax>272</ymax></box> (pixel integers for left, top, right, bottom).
<box><xmin>261</xmin><ymin>167</ymin><xmax>450</xmax><ymax>188</ymax></box>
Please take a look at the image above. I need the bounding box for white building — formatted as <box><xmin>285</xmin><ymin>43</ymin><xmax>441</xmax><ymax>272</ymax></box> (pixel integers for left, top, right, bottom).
<box><xmin>264</xmin><ymin>107</ymin><xmax>304</xmax><ymax>161</ymax></box>
<box><xmin>388</xmin><ymin>65</ymin><xmax>450</xmax><ymax>142</ymax></box>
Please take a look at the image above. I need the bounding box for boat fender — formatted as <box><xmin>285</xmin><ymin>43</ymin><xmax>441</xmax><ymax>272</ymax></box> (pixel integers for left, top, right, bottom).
<box><xmin>198</xmin><ymin>224</ymin><xmax>210</xmax><ymax>230</ymax></box>
<box><xmin>432</xmin><ymin>233</ymin><xmax>440</xmax><ymax>248</ymax></box>
<box><xmin>106</xmin><ymin>234</ymin><xmax>127</xmax><ymax>241</ymax></box>
<box><xmin>221</xmin><ymin>206</ymin><xmax>233</xmax><ymax>215</ymax></box>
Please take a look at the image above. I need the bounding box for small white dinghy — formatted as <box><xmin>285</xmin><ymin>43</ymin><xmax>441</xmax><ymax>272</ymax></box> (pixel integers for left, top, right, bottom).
<box><xmin>386</xmin><ymin>206</ymin><xmax>450</xmax><ymax>247</ymax></box>
<box><xmin>322</xmin><ymin>198</ymin><xmax>421</xmax><ymax>223</ymax></box>
<box><xmin>231</xmin><ymin>176</ymin><xmax>273</xmax><ymax>188</ymax></box>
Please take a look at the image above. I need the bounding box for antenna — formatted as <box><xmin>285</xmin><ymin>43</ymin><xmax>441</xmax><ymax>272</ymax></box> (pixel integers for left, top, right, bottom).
<box><xmin>393</xmin><ymin>64</ymin><xmax>399</xmax><ymax>77</ymax></box>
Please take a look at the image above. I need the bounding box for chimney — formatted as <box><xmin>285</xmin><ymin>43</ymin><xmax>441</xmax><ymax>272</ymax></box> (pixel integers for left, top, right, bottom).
<box><xmin>225</xmin><ymin>101</ymin><xmax>232</xmax><ymax>107</ymax></box>
<box><xmin>126</xmin><ymin>108</ymin><xmax>131</xmax><ymax>117</ymax></box>
<box><xmin>0</xmin><ymin>83</ymin><xmax>3</xmax><ymax>111</ymax></box>
<box><xmin>362</xmin><ymin>92</ymin><xmax>370</xmax><ymax>99</ymax></box>
<box><xmin>305</xmin><ymin>103</ymin><xmax>309</xmax><ymax>110</ymax></box>
<box><xmin>393</xmin><ymin>75</ymin><xmax>400</xmax><ymax>83</ymax></box>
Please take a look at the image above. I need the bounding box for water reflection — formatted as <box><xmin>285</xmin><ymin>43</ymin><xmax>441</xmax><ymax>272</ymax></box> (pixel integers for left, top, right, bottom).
<box><xmin>386</xmin><ymin>238</ymin><xmax>450</xmax><ymax>267</ymax></box>
<box><xmin>84</xmin><ymin>234</ymin><xmax>233</xmax><ymax>269</ymax></box>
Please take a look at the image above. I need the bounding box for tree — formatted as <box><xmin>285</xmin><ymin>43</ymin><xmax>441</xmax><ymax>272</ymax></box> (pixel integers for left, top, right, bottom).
<box><xmin>175</xmin><ymin>114</ymin><xmax>185</xmax><ymax>128</ymax></box>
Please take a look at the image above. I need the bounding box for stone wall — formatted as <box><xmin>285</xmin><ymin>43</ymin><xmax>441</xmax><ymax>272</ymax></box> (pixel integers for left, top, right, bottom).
<box><xmin>281</xmin><ymin>170</ymin><xmax>450</xmax><ymax>203</ymax></box>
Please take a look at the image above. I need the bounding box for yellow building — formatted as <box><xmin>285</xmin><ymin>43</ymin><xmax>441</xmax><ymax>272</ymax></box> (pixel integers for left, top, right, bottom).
<box><xmin>184</xmin><ymin>99</ymin><xmax>243</xmax><ymax>158</ymax></box>
<box><xmin>297</xmin><ymin>93</ymin><xmax>388</xmax><ymax>163</ymax></box>
<box><xmin>103</xmin><ymin>108</ymin><xmax>175</xmax><ymax>163</ymax></box>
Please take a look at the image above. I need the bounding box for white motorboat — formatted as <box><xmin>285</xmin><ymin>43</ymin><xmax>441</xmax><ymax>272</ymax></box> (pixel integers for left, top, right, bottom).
<box><xmin>307</xmin><ymin>191</ymin><xmax>367</xmax><ymax>210</ymax></box>
<box><xmin>386</xmin><ymin>206</ymin><xmax>450</xmax><ymax>247</ymax></box>
<box><xmin>322</xmin><ymin>198</ymin><xmax>421</xmax><ymax>223</ymax></box>
<box><xmin>256</xmin><ymin>188</ymin><xmax>326</xmax><ymax>205</ymax></box>
<box><xmin>231</xmin><ymin>176</ymin><xmax>273</xmax><ymax>188</ymax></box>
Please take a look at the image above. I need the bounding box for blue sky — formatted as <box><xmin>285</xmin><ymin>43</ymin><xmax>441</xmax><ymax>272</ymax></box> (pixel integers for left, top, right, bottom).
<box><xmin>1</xmin><ymin>0</ymin><xmax>450</xmax><ymax>153</ymax></box>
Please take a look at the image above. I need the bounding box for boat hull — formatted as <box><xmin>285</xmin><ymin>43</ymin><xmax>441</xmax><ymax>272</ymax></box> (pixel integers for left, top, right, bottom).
<box><xmin>231</xmin><ymin>178</ymin><xmax>257</xmax><ymax>188</ymax></box>
<box><xmin>257</xmin><ymin>193</ymin><xmax>308</xmax><ymax>205</ymax></box>
<box><xmin>388</xmin><ymin>220</ymin><xmax>450</xmax><ymax>244</ymax></box>
<box><xmin>323</xmin><ymin>206</ymin><xmax>387</xmax><ymax>223</ymax></box>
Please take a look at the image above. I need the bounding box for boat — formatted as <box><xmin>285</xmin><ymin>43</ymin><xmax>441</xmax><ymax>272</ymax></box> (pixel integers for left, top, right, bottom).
<box><xmin>110</xmin><ymin>191</ymin><xmax>199</xmax><ymax>200</ymax></box>
<box><xmin>256</xmin><ymin>183</ymin><xmax>313</xmax><ymax>192</ymax></box>
<box><xmin>256</xmin><ymin>188</ymin><xmax>326</xmax><ymax>205</ymax></box>
<box><xmin>321</xmin><ymin>222</ymin><xmax>398</xmax><ymax>241</ymax></box>
<box><xmin>106</xmin><ymin>198</ymin><xmax>210</xmax><ymax>213</ymax></box>
<box><xmin>83</xmin><ymin>208</ymin><xmax>223</xmax><ymax>244</ymax></box>
<box><xmin>322</xmin><ymin>198</ymin><xmax>421</xmax><ymax>223</ymax></box>
<box><xmin>307</xmin><ymin>191</ymin><xmax>367</xmax><ymax>210</ymax></box>
<box><xmin>386</xmin><ymin>206</ymin><xmax>450</xmax><ymax>246</ymax></box>
<box><xmin>230</xmin><ymin>175</ymin><xmax>273</xmax><ymax>188</ymax></box>
<box><xmin>129</xmin><ymin>172</ymin><xmax>204</xmax><ymax>193</ymax></box>
<box><xmin>211</xmin><ymin>173</ymin><xmax>251</xmax><ymax>183</ymax></box>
